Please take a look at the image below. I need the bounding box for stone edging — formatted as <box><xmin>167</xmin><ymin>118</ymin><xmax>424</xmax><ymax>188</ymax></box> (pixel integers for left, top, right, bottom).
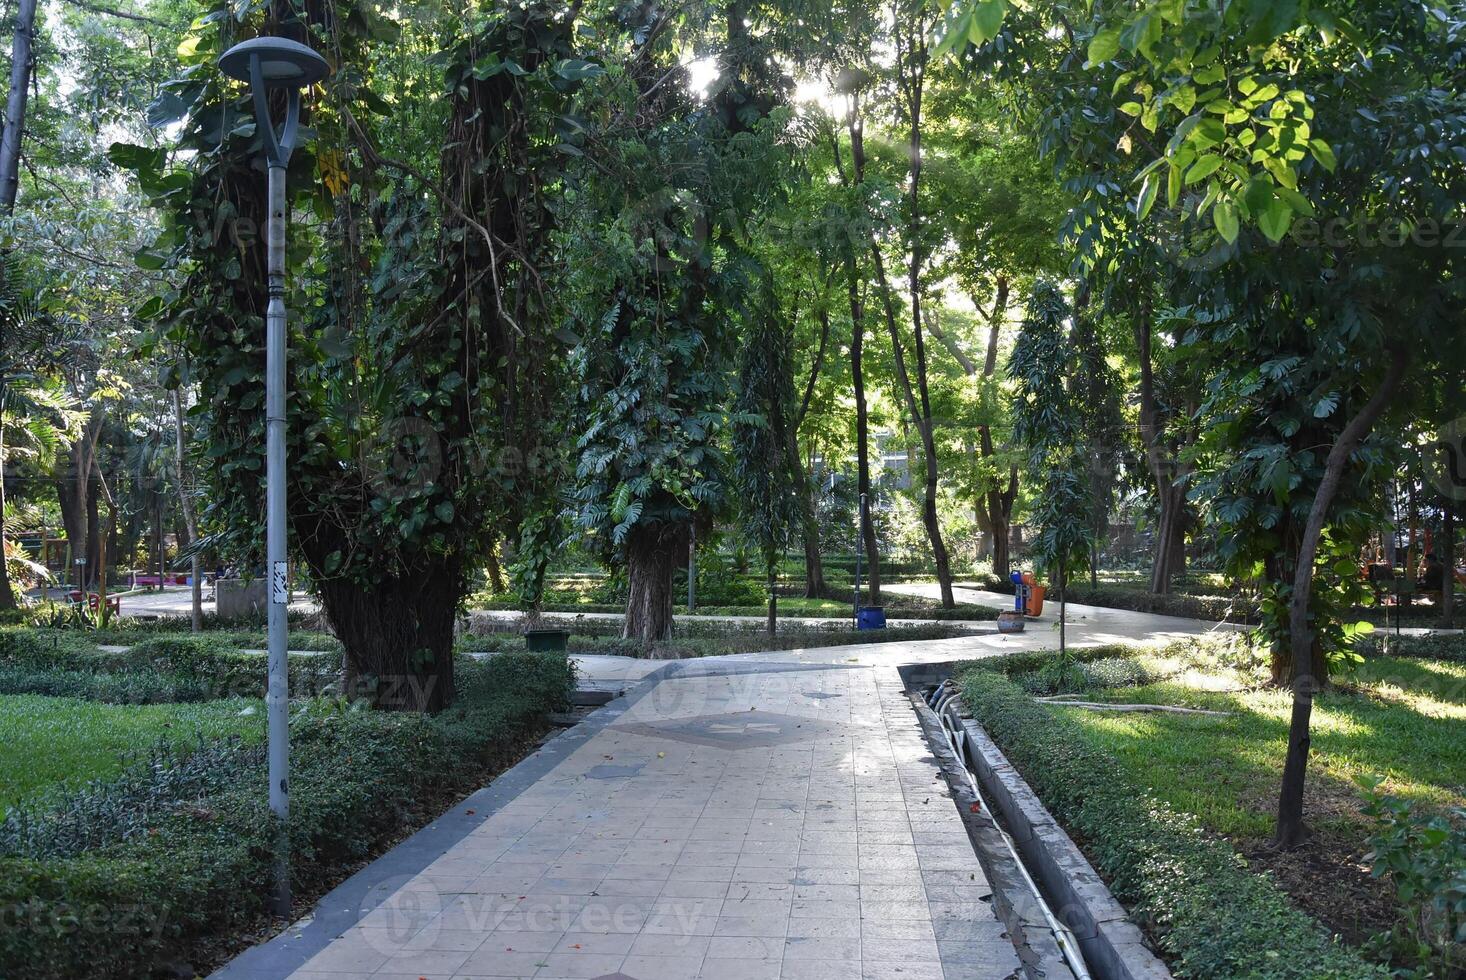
<box><xmin>953</xmin><ymin>714</ymin><xmax>1173</xmax><ymax>980</ymax></box>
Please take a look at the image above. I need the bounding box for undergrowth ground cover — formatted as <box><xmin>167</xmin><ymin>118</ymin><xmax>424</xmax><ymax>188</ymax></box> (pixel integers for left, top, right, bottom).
<box><xmin>0</xmin><ymin>649</ymin><xmax>574</xmax><ymax>979</ymax></box>
<box><xmin>0</xmin><ymin>695</ymin><xmax>261</xmax><ymax>810</ymax></box>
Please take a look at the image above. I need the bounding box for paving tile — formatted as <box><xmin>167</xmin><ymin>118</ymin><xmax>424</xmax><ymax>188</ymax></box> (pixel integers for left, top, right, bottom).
<box><xmin>630</xmin><ymin>933</ymin><xmax>714</xmax><ymax>957</ymax></box>
<box><xmin>621</xmin><ymin>953</ymin><xmax>707</xmax><ymax>979</ymax></box>
<box><xmin>782</xmin><ymin>917</ymin><xmax>859</xmax><ymax>940</ymax></box>
<box><xmin>860</xmin><ymin>961</ymin><xmax>944</xmax><ymax>980</ymax></box>
<box><xmin>455</xmin><ymin>948</ymin><xmax>555</xmax><ymax>976</ymax></box>
<box><xmin>244</xmin><ymin>663</ymin><xmax>1042</xmax><ymax>980</ymax></box>
<box><xmin>706</xmin><ymin>936</ymin><xmax>784</xmax><ymax>959</ymax></box>
<box><xmin>781</xmin><ymin>936</ymin><xmax>860</xmax><ymax>961</ymax></box>
<box><xmin>701</xmin><ymin>957</ymin><xmax>784</xmax><ymax>980</ymax></box>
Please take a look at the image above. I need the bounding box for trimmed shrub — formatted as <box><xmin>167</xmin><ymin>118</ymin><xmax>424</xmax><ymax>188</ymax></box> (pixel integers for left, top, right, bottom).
<box><xmin>0</xmin><ymin>667</ymin><xmax>213</xmax><ymax>704</ymax></box>
<box><xmin>1057</xmin><ymin>585</ymin><xmax>1260</xmax><ymax>623</ymax></box>
<box><xmin>955</xmin><ymin>665</ymin><xmax>1388</xmax><ymax>979</ymax></box>
<box><xmin>0</xmin><ymin>629</ymin><xmax>341</xmax><ymax>700</ymax></box>
<box><xmin>0</xmin><ymin>652</ymin><xmax>574</xmax><ymax>979</ymax></box>
<box><xmin>1014</xmin><ymin>655</ymin><xmax>1163</xmax><ymax>695</ymax></box>
<box><xmin>122</xmin><ymin>635</ymin><xmax>340</xmax><ymax>697</ymax></box>
<box><xmin>1358</xmin><ymin>631</ymin><xmax>1466</xmax><ymax>662</ymax></box>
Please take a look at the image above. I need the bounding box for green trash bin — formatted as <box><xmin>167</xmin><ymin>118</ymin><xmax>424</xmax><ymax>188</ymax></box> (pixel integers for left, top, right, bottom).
<box><xmin>525</xmin><ymin>628</ymin><xmax>570</xmax><ymax>652</ymax></box>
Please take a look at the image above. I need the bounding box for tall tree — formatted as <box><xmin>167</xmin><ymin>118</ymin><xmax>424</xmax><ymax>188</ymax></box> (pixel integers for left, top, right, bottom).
<box><xmin>568</xmin><ymin>0</ymin><xmax>789</xmax><ymax>642</ymax></box>
<box><xmin>731</xmin><ymin>294</ymin><xmax>803</xmax><ymax>634</ymax></box>
<box><xmin>130</xmin><ymin>0</ymin><xmax>594</xmax><ymax>709</ymax></box>
<box><xmin>0</xmin><ymin>0</ymin><xmax>38</xmax><ymax>213</ymax></box>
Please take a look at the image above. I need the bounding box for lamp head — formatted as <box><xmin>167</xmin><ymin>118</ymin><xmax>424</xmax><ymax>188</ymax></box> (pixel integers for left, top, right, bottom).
<box><xmin>219</xmin><ymin>36</ymin><xmax>329</xmax><ymax>88</ymax></box>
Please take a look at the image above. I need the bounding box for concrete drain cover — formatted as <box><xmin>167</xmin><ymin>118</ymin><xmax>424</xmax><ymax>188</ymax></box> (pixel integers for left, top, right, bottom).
<box><xmin>611</xmin><ymin>710</ymin><xmax>842</xmax><ymax>749</ymax></box>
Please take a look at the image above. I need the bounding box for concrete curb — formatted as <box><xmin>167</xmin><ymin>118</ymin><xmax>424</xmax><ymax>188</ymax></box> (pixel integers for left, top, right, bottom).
<box><xmin>954</xmin><ymin>715</ymin><xmax>1173</xmax><ymax>980</ymax></box>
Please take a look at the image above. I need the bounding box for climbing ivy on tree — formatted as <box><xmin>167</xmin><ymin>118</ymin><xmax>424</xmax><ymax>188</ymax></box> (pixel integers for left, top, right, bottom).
<box><xmin>122</xmin><ymin>0</ymin><xmax>598</xmax><ymax>710</ymax></box>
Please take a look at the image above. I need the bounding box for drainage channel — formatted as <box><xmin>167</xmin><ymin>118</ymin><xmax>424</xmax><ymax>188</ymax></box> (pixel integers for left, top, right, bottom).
<box><xmin>898</xmin><ymin>663</ymin><xmax>1090</xmax><ymax>980</ymax></box>
<box><xmin>901</xmin><ymin>663</ymin><xmax>1173</xmax><ymax>980</ymax></box>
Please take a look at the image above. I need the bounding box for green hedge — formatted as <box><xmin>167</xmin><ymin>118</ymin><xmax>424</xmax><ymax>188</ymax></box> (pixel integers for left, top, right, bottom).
<box><xmin>1358</xmin><ymin>630</ymin><xmax>1466</xmax><ymax>661</ymax></box>
<box><xmin>0</xmin><ymin>666</ymin><xmax>213</xmax><ymax>704</ymax></box>
<box><xmin>0</xmin><ymin>651</ymin><xmax>574</xmax><ymax>979</ymax></box>
<box><xmin>1056</xmin><ymin>586</ymin><xmax>1260</xmax><ymax>623</ymax></box>
<box><xmin>0</xmin><ymin>629</ymin><xmax>340</xmax><ymax>700</ymax></box>
<box><xmin>956</xmin><ymin>664</ymin><xmax>1388</xmax><ymax>980</ymax></box>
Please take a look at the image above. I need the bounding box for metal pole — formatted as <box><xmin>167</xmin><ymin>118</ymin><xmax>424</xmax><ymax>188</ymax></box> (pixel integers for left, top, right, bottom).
<box><xmin>687</xmin><ymin>522</ymin><xmax>696</xmax><ymax>612</ymax></box>
<box><xmin>265</xmin><ymin>160</ymin><xmax>291</xmax><ymax>916</ymax></box>
<box><xmin>854</xmin><ymin>492</ymin><xmax>865</xmax><ymax>626</ymax></box>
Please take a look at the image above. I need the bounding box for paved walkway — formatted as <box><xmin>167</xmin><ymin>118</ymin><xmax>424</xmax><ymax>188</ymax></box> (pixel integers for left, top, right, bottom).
<box><xmin>208</xmin><ymin>590</ymin><xmax>1251</xmax><ymax>980</ymax></box>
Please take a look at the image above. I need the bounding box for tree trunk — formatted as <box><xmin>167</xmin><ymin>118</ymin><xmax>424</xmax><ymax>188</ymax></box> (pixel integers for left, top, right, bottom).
<box><xmin>832</xmin><ymin>111</ymin><xmax>882</xmax><ymax>606</ymax></box>
<box><xmin>56</xmin><ymin>413</ymin><xmax>101</xmax><ymax>588</ymax></box>
<box><xmin>767</xmin><ymin>568</ymin><xmax>776</xmax><ymax>636</ymax></box>
<box><xmin>845</xmin><ymin>254</ymin><xmax>881</xmax><ymax>605</ymax></box>
<box><xmin>862</xmin><ymin>192</ymin><xmax>952</xmax><ymax>608</ymax></box>
<box><xmin>801</xmin><ymin>513</ymin><xmax>824</xmax><ymax>598</ymax></box>
<box><xmin>86</xmin><ymin>482</ymin><xmax>100</xmax><ymax>585</ymax></box>
<box><xmin>795</xmin><ymin>307</ymin><xmax>830</xmax><ymax>601</ymax></box>
<box><xmin>94</xmin><ymin>471</ymin><xmax>117</xmax><ymax>624</ymax></box>
<box><xmin>1134</xmin><ymin>301</ymin><xmax>1189</xmax><ymax>595</ymax></box>
<box><xmin>798</xmin><ymin>459</ymin><xmax>825</xmax><ymax>598</ymax></box>
<box><xmin>0</xmin><ymin>0</ymin><xmax>38</xmax><ymax>214</ymax></box>
<box><xmin>1274</xmin><ymin>348</ymin><xmax>1408</xmax><ymax>849</ymax></box>
<box><xmin>1149</xmin><ymin>484</ymin><xmax>1187</xmax><ymax>593</ymax></box>
<box><xmin>990</xmin><ymin>503</ymin><xmax>1012</xmax><ymax>580</ymax></box>
<box><xmin>623</xmin><ymin>523</ymin><xmax>681</xmax><ymax>643</ymax></box>
<box><xmin>172</xmin><ymin>390</ymin><xmax>203</xmax><ymax>631</ymax></box>
<box><xmin>1441</xmin><ymin>499</ymin><xmax>1454</xmax><ymax>629</ymax></box>
<box><xmin>484</xmin><ymin>538</ymin><xmax>506</xmax><ymax>594</ymax></box>
<box><xmin>319</xmin><ymin>556</ymin><xmax>462</xmax><ymax>712</ymax></box>
<box><xmin>0</xmin><ymin>396</ymin><xmax>16</xmax><ymax>611</ymax></box>
<box><xmin>878</xmin><ymin>33</ymin><xmax>954</xmax><ymax>609</ymax></box>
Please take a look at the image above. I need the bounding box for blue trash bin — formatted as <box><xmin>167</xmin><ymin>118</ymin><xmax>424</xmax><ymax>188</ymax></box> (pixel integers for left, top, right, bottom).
<box><xmin>856</xmin><ymin>606</ymin><xmax>886</xmax><ymax>630</ymax></box>
<box><xmin>1010</xmin><ymin>571</ymin><xmax>1028</xmax><ymax>612</ymax></box>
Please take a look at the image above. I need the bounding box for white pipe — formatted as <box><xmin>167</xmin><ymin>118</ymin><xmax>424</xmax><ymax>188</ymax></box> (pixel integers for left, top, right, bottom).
<box><xmin>931</xmin><ymin>682</ymin><xmax>1094</xmax><ymax>980</ymax></box>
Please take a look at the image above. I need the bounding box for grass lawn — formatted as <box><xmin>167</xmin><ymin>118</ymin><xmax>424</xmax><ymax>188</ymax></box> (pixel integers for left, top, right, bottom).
<box><xmin>1051</xmin><ymin>655</ymin><xmax>1465</xmax><ymax>837</ymax></box>
<box><xmin>1028</xmin><ymin>648</ymin><xmax>1465</xmax><ymax>944</ymax></box>
<box><xmin>0</xmin><ymin>693</ymin><xmax>264</xmax><ymax>810</ymax></box>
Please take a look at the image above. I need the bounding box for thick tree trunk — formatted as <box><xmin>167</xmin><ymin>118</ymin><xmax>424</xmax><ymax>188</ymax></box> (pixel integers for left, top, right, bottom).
<box><xmin>990</xmin><ymin>505</ymin><xmax>1012</xmax><ymax>579</ymax></box>
<box><xmin>937</xmin><ymin>279</ymin><xmax>1015</xmax><ymax>583</ymax></box>
<box><xmin>320</xmin><ymin>557</ymin><xmax>463</xmax><ymax>712</ymax></box>
<box><xmin>865</xmin><ymin>214</ymin><xmax>952</xmax><ymax>607</ymax></box>
<box><xmin>623</xmin><ymin>523</ymin><xmax>681</xmax><ymax>643</ymax></box>
<box><xmin>1149</xmin><ymin>484</ymin><xmax>1187</xmax><ymax>593</ymax></box>
<box><xmin>55</xmin><ymin>413</ymin><xmax>102</xmax><ymax>588</ymax></box>
<box><xmin>1274</xmin><ymin>349</ymin><xmax>1408</xmax><ymax>849</ymax></box>
<box><xmin>94</xmin><ymin>471</ymin><xmax>117</xmax><ymax>624</ymax></box>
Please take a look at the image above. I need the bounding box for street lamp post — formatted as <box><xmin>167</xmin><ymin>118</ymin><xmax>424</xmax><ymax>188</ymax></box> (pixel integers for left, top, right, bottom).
<box><xmin>218</xmin><ymin>35</ymin><xmax>329</xmax><ymax>917</ymax></box>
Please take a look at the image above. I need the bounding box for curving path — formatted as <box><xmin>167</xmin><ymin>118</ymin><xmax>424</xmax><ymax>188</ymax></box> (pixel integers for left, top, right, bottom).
<box><xmin>211</xmin><ymin>597</ymin><xmax>1227</xmax><ymax>980</ymax></box>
